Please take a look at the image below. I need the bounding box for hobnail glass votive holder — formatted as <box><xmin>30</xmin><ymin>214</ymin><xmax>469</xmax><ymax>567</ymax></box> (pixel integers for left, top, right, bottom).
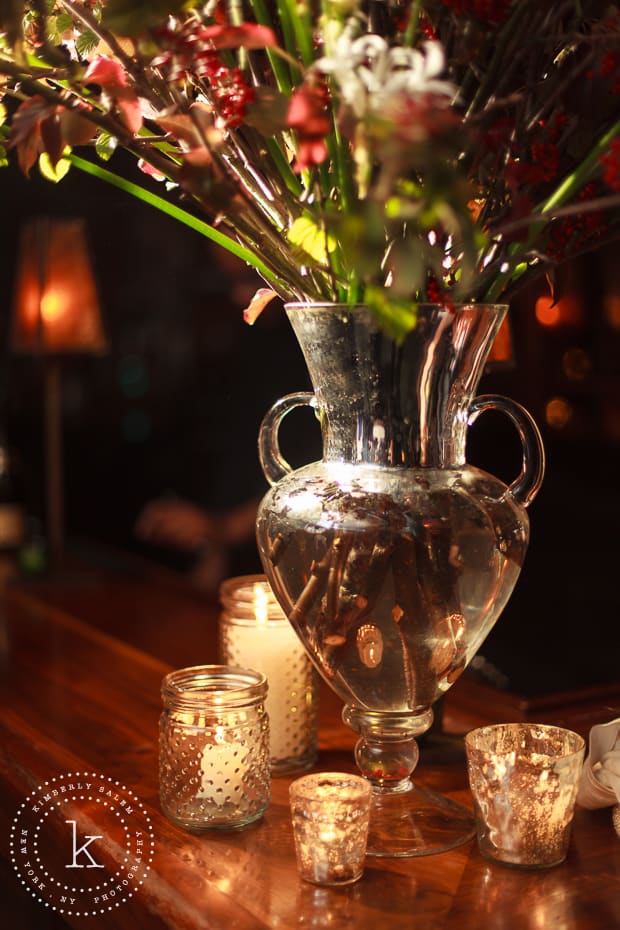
<box><xmin>465</xmin><ymin>722</ymin><xmax>585</xmax><ymax>868</ymax></box>
<box><xmin>289</xmin><ymin>772</ymin><xmax>372</xmax><ymax>886</ymax></box>
<box><xmin>159</xmin><ymin>664</ymin><xmax>270</xmax><ymax>831</ymax></box>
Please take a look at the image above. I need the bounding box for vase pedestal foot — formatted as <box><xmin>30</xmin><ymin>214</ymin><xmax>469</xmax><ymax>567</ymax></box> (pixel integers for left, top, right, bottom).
<box><xmin>366</xmin><ymin>781</ymin><xmax>475</xmax><ymax>858</ymax></box>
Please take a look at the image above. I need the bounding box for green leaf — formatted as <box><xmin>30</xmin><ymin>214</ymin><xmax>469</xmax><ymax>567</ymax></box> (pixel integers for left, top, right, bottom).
<box><xmin>287</xmin><ymin>215</ymin><xmax>337</xmax><ymax>267</ymax></box>
<box><xmin>39</xmin><ymin>149</ymin><xmax>72</xmax><ymax>182</ymax></box>
<box><xmin>387</xmin><ymin>240</ymin><xmax>425</xmax><ymax>297</ymax></box>
<box><xmin>55</xmin><ymin>13</ymin><xmax>75</xmax><ymax>34</ymax></box>
<box><xmin>95</xmin><ymin>132</ymin><xmax>117</xmax><ymax>161</ymax></box>
<box><xmin>364</xmin><ymin>287</ymin><xmax>418</xmax><ymax>344</ymax></box>
<box><xmin>329</xmin><ymin>207</ymin><xmax>387</xmax><ymax>279</ymax></box>
<box><xmin>76</xmin><ymin>30</ymin><xmax>100</xmax><ymax>57</ymax></box>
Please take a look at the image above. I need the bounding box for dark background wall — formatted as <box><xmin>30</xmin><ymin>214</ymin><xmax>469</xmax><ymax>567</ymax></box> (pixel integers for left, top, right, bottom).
<box><xmin>1</xmin><ymin>152</ymin><xmax>618</xmax><ymax>697</ymax></box>
<box><xmin>0</xmin><ymin>154</ymin><xmax>319</xmax><ymax>556</ymax></box>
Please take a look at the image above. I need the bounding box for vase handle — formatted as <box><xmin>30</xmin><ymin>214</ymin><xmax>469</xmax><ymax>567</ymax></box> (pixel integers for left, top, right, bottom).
<box><xmin>468</xmin><ymin>393</ymin><xmax>545</xmax><ymax>508</ymax></box>
<box><xmin>259</xmin><ymin>392</ymin><xmax>317</xmax><ymax>486</ymax></box>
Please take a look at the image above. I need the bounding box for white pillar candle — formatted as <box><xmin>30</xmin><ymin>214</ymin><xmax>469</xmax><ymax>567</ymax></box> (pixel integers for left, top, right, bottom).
<box><xmin>220</xmin><ymin>576</ymin><xmax>317</xmax><ymax>773</ymax></box>
<box><xmin>198</xmin><ymin>725</ymin><xmax>246</xmax><ymax>804</ymax></box>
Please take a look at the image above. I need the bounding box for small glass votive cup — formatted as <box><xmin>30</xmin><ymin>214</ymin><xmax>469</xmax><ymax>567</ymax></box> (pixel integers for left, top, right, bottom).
<box><xmin>465</xmin><ymin>722</ymin><xmax>585</xmax><ymax>869</ymax></box>
<box><xmin>289</xmin><ymin>772</ymin><xmax>372</xmax><ymax>886</ymax></box>
<box><xmin>159</xmin><ymin>665</ymin><xmax>271</xmax><ymax>831</ymax></box>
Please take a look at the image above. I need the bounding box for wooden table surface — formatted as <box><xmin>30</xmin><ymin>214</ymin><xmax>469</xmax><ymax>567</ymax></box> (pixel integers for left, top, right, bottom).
<box><xmin>1</xmin><ymin>546</ymin><xmax>619</xmax><ymax>930</ymax></box>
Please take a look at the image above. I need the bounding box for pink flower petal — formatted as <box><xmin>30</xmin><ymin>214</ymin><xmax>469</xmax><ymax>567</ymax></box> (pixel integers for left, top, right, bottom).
<box><xmin>199</xmin><ymin>24</ymin><xmax>278</xmax><ymax>50</ymax></box>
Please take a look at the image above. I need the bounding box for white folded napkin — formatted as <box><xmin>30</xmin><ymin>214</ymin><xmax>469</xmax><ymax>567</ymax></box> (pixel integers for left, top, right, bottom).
<box><xmin>576</xmin><ymin>718</ymin><xmax>620</xmax><ymax>830</ymax></box>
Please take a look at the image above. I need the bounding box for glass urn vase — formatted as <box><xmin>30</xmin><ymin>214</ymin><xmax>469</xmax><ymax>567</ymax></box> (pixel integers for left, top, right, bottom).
<box><xmin>256</xmin><ymin>303</ymin><xmax>545</xmax><ymax>857</ymax></box>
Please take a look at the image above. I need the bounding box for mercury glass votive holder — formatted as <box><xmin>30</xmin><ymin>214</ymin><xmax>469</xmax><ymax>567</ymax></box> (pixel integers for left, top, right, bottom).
<box><xmin>289</xmin><ymin>772</ymin><xmax>372</xmax><ymax>886</ymax></box>
<box><xmin>465</xmin><ymin>722</ymin><xmax>585</xmax><ymax>869</ymax></box>
<box><xmin>159</xmin><ymin>665</ymin><xmax>271</xmax><ymax>831</ymax></box>
<box><xmin>220</xmin><ymin>574</ymin><xmax>318</xmax><ymax>774</ymax></box>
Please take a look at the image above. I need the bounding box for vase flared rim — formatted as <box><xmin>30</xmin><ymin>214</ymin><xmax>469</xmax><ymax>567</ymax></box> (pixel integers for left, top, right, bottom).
<box><xmin>285</xmin><ymin>301</ymin><xmax>509</xmax><ymax>312</ymax></box>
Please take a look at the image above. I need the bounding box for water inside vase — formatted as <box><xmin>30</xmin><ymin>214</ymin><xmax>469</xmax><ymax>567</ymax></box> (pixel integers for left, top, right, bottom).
<box><xmin>257</xmin><ymin>461</ymin><xmax>529</xmax><ymax>715</ymax></box>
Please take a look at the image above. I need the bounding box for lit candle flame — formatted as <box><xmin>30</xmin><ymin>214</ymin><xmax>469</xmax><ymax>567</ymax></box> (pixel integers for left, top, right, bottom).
<box><xmin>253</xmin><ymin>582</ymin><xmax>269</xmax><ymax>626</ymax></box>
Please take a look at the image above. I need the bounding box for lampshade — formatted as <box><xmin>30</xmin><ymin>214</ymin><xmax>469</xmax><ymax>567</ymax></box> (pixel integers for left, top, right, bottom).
<box><xmin>11</xmin><ymin>216</ymin><xmax>107</xmax><ymax>355</ymax></box>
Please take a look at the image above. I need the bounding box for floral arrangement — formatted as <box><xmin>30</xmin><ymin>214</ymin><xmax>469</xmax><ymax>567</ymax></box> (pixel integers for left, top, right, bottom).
<box><xmin>1</xmin><ymin>1</ymin><xmax>620</xmax><ymax>338</ymax></box>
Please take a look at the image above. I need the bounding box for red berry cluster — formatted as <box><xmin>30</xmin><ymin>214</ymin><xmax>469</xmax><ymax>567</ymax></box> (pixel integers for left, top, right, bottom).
<box><xmin>585</xmin><ymin>9</ymin><xmax>620</xmax><ymax>92</ymax></box>
<box><xmin>529</xmin><ymin>143</ymin><xmax>560</xmax><ymax>182</ymax></box>
<box><xmin>419</xmin><ymin>13</ymin><xmax>438</xmax><ymax>39</ymax></box>
<box><xmin>507</xmin><ymin>141</ymin><xmax>560</xmax><ymax>188</ymax></box>
<box><xmin>547</xmin><ymin>183</ymin><xmax>608</xmax><ymax>260</ymax></box>
<box><xmin>483</xmin><ymin>116</ymin><xmax>514</xmax><ymax>153</ymax></box>
<box><xmin>600</xmin><ymin>139</ymin><xmax>620</xmax><ymax>192</ymax></box>
<box><xmin>426</xmin><ymin>275</ymin><xmax>455</xmax><ymax>311</ymax></box>
<box><xmin>601</xmin><ymin>50</ymin><xmax>620</xmax><ymax>95</ymax></box>
<box><xmin>197</xmin><ymin>56</ymin><xmax>255</xmax><ymax>126</ymax></box>
<box><xmin>151</xmin><ymin>26</ymin><xmax>254</xmax><ymax>127</ymax></box>
<box><xmin>540</xmin><ymin>110</ymin><xmax>568</xmax><ymax>144</ymax></box>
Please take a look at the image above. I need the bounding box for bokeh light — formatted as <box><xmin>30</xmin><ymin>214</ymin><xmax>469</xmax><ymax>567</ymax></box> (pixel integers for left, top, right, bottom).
<box><xmin>561</xmin><ymin>347</ymin><xmax>592</xmax><ymax>381</ymax></box>
<box><xmin>545</xmin><ymin>397</ymin><xmax>573</xmax><ymax>429</ymax></box>
<box><xmin>535</xmin><ymin>294</ymin><xmax>582</xmax><ymax>327</ymax></box>
<box><xmin>603</xmin><ymin>294</ymin><xmax>620</xmax><ymax>329</ymax></box>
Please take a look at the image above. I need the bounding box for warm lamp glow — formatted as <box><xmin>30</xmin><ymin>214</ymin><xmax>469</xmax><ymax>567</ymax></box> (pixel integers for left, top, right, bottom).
<box><xmin>11</xmin><ymin>217</ymin><xmax>107</xmax><ymax>355</ymax></box>
<box><xmin>40</xmin><ymin>291</ymin><xmax>66</xmax><ymax>325</ymax></box>
<box><xmin>10</xmin><ymin>216</ymin><xmax>107</xmax><ymax>566</ymax></box>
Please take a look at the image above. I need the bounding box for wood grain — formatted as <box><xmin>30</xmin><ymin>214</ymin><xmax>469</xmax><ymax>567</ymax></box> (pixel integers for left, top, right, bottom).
<box><xmin>0</xmin><ymin>550</ymin><xmax>618</xmax><ymax>930</ymax></box>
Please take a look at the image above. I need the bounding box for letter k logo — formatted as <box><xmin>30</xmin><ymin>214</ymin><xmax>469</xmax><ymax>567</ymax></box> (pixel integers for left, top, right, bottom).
<box><xmin>65</xmin><ymin>820</ymin><xmax>104</xmax><ymax>868</ymax></box>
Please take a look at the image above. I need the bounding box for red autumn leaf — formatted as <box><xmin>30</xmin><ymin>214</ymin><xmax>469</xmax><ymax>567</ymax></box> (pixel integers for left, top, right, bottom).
<box><xmin>287</xmin><ymin>83</ymin><xmax>331</xmax><ymax>170</ymax></box>
<box><xmin>287</xmin><ymin>85</ymin><xmax>330</xmax><ymax>135</ymax></box>
<box><xmin>197</xmin><ymin>23</ymin><xmax>278</xmax><ymax>50</ymax></box>
<box><xmin>243</xmin><ymin>288</ymin><xmax>278</xmax><ymax>324</ymax></box>
<box><xmin>59</xmin><ymin>109</ymin><xmax>97</xmax><ymax>147</ymax></box>
<box><xmin>295</xmin><ymin>138</ymin><xmax>329</xmax><ymax>170</ymax></box>
<box><xmin>155</xmin><ymin>113</ymin><xmax>207</xmax><ymax>149</ymax></box>
<box><xmin>84</xmin><ymin>55</ymin><xmax>142</xmax><ymax>134</ymax></box>
<box><xmin>39</xmin><ymin>111</ymin><xmax>64</xmax><ymax>168</ymax></box>
<box><xmin>181</xmin><ymin>147</ymin><xmax>214</xmax><ymax>169</ymax></box>
<box><xmin>157</xmin><ymin>104</ymin><xmax>222</xmax><ymax>152</ymax></box>
<box><xmin>115</xmin><ymin>92</ymin><xmax>143</xmax><ymax>134</ymax></box>
<box><xmin>8</xmin><ymin>96</ymin><xmax>59</xmax><ymax>175</ymax></box>
<box><xmin>84</xmin><ymin>55</ymin><xmax>130</xmax><ymax>89</ymax></box>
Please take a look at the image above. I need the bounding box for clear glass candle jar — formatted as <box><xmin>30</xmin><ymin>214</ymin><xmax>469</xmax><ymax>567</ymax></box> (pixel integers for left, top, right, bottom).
<box><xmin>220</xmin><ymin>575</ymin><xmax>318</xmax><ymax>774</ymax></box>
<box><xmin>159</xmin><ymin>665</ymin><xmax>271</xmax><ymax>831</ymax></box>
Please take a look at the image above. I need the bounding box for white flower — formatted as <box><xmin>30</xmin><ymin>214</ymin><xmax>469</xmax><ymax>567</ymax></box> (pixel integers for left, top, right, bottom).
<box><xmin>316</xmin><ymin>36</ymin><xmax>456</xmax><ymax>118</ymax></box>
